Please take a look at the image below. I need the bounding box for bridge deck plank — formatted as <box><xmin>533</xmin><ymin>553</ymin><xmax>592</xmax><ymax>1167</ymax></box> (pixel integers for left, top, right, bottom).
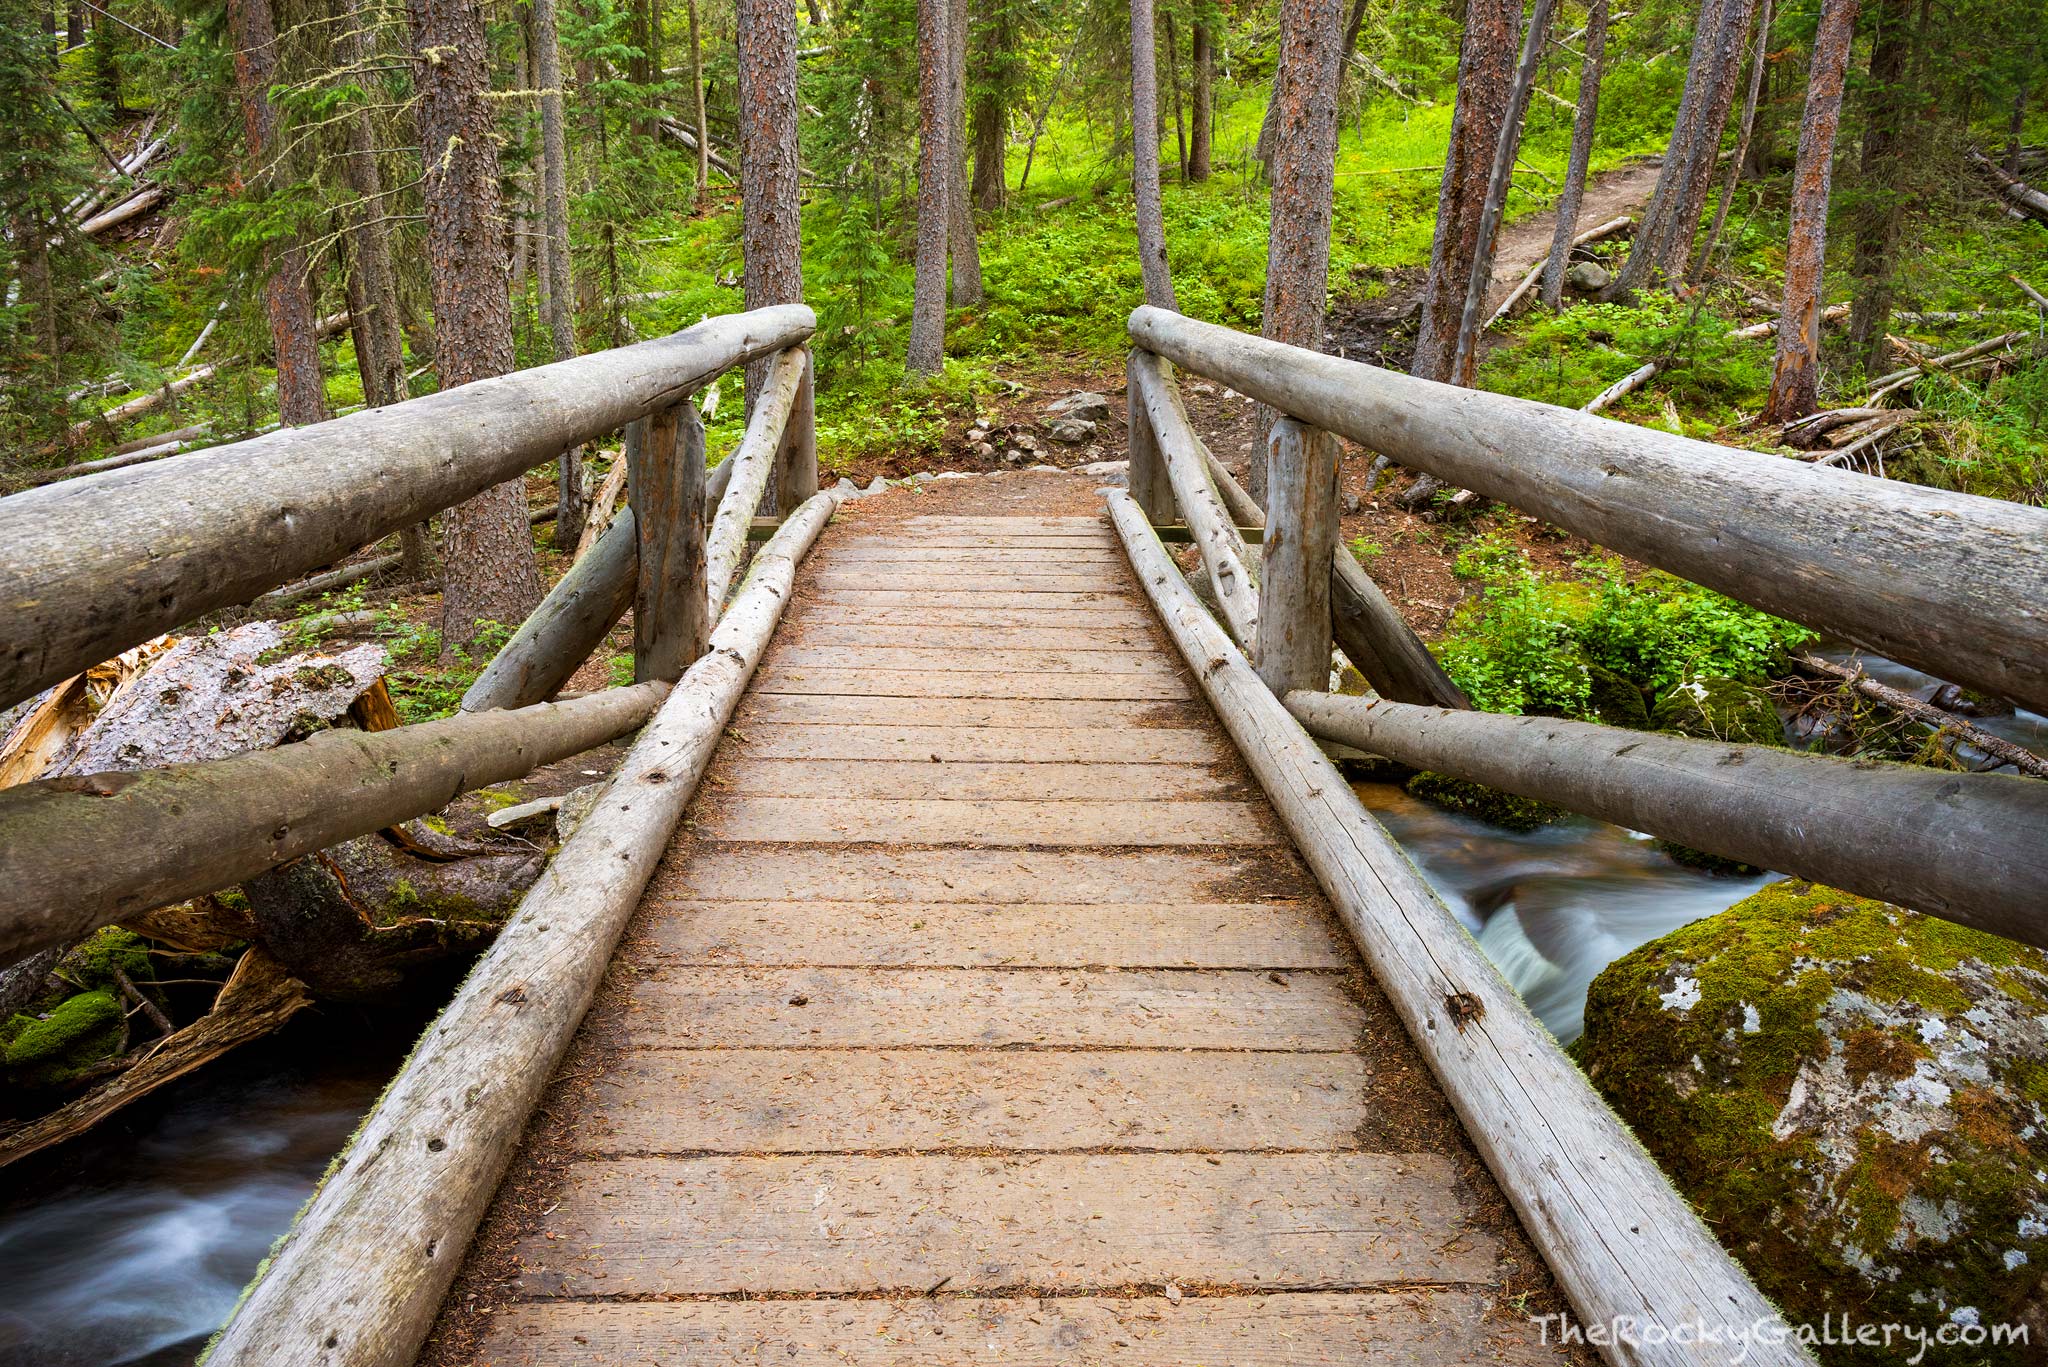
<box><xmin>440</xmin><ymin>491</ymin><xmax>1567</xmax><ymax>1367</ymax></box>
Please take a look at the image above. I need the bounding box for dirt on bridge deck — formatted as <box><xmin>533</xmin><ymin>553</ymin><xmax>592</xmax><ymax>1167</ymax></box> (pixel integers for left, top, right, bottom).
<box><xmin>418</xmin><ymin>474</ymin><xmax>1591</xmax><ymax>1367</ymax></box>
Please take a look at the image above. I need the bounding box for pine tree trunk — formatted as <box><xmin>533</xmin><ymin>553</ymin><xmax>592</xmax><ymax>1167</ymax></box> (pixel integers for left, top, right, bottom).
<box><xmin>1688</xmin><ymin>0</ymin><xmax>1772</xmax><ymax>282</ymax></box>
<box><xmin>1188</xmin><ymin>19</ymin><xmax>1213</xmax><ymax>182</ymax></box>
<box><xmin>736</xmin><ymin>0</ymin><xmax>803</xmax><ymax>312</ymax></box>
<box><xmin>1448</xmin><ymin>0</ymin><xmax>1558</xmax><ymax>383</ymax></box>
<box><xmin>945</xmin><ymin>0</ymin><xmax>984</xmax><ymax>306</ymax></box>
<box><xmin>968</xmin><ymin>0</ymin><xmax>1010</xmax><ymax>210</ymax></box>
<box><xmin>64</xmin><ymin>0</ymin><xmax>80</xmax><ymax>48</ymax></box>
<box><xmin>405</xmin><ymin>0</ymin><xmax>544</xmax><ymax>649</ymax></box>
<box><xmin>1164</xmin><ymin>9</ymin><xmax>1186</xmax><ymax>181</ymax></box>
<box><xmin>1762</xmin><ymin>0</ymin><xmax>1860</xmax><ymax>423</ymax></box>
<box><xmin>1844</xmin><ymin>0</ymin><xmax>1913</xmax><ymax>375</ymax></box>
<box><xmin>1659</xmin><ymin>0</ymin><xmax>1762</xmax><ymax>278</ymax></box>
<box><xmin>1606</xmin><ymin>0</ymin><xmax>1727</xmax><ymax>297</ymax></box>
<box><xmin>907</xmin><ymin>0</ymin><xmax>950</xmax><ymax>374</ymax></box>
<box><xmin>1541</xmin><ymin>0</ymin><xmax>1609</xmax><ymax>308</ymax></box>
<box><xmin>229</xmin><ymin>0</ymin><xmax>331</xmax><ymax>428</ymax></box>
<box><xmin>534</xmin><ymin>0</ymin><xmax>585</xmax><ymax>546</ymax></box>
<box><xmin>1411</xmin><ymin>0</ymin><xmax>1519</xmax><ymax>384</ymax></box>
<box><xmin>686</xmin><ymin>0</ymin><xmax>710</xmax><ymax>213</ymax></box>
<box><xmin>1129</xmin><ymin>0</ymin><xmax>1177</xmax><ymax>309</ymax></box>
<box><xmin>333</xmin><ymin>0</ymin><xmax>407</xmax><ymax>412</ymax></box>
<box><xmin>1256</xmin><ymin>0</ymin><xmax>1345</xmax><ymax>505</ymax></box>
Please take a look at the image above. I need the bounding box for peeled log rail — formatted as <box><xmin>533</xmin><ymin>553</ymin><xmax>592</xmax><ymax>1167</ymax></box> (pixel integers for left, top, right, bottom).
<box><xmin>461</xmin><ymin>511</ymin><xmax>639</xmax><ymax>712</ymax></box>
<box><xmin>1103</xmin><ymin>490</ymin><xmax>1805</xmax><ymax>1367</ymax></box>
<box><xmin>1287</xmin><ymin>692</ymin><xmax>2048</xmax><ymax>944</ymax></box>
<box><xmin>0</xmin><ymin>682</ymin><xmax>668</xmax><ymax>972</ymax></box>
<box><xmin>203</xmin><ymin>489</ymin><xmax>846</xmax><ymax>1367</ymax></box>
<box><xmin>0</xmin><ymin>305</ymin><xmax>816</xmax><ymax>712</ymax></box>
<box><xmin>1129</xmin><ymin>306</ymin><xmax>2048</xmax><ymax>717</ymax></box>
<box><xmin>1199</xmin><ymin>445</ymin><xmax>1469</xmax><ymax>710</ymax></box>
<box><xmin>703</xmin><ymin>347</ymin><xmax>806</xmax><ymax>612</ymax></box>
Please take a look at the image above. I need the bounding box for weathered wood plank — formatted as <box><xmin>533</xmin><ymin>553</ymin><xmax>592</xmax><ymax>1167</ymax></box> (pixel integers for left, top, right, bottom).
<box><xmin>807</xmin><ymin>572</ymin><xmax>1130</xmax><ymax>593</ymax></box>
<box><xmin>478</xmin><ymin>1293</ymin><xmax>1563</xmax><ymax>1367</ymax></box>
<box><xmin>1106</xmin><ymin>490</ymin><xmax>1806</xmax><ymax>1366</ymax></box>
<box><xmin>735</xmin><ymin>695</ymin><xmax>1204</xmax><ymax>728</ymax></box>
<box><xmin>793</xmin><ymin>602</ymin><xmax>1155</xmax><ymax>628</ymax></box>
<box><xmin>620</xmin><ymin>967</ymin><xmax>1361</xmax><ymax>1049</ymax></box>
<box><xmin>651</xmin><ymin>847</ymin><xmax>1319</xmax><ymax>905</ymax></box>
<box><xmin>902</xmin><ymin>516</ymin><xmax>1107</xmax><ymax>529</ymax></box>
<box><xmin>586</xmin><ymin>1049</ymin><xmax>1368</xmax><ymax>1151</ymax></box>
<box><xmin>729</xmin><ymin>723</ymin><xmax>1226</xmax><ymax>763</ymax></box>
<box><xmin>826</xmin><ymin>546</ymin><xmax>1125</xmax><ymax>563</ymax></box>
<box><xmin>705</xmin><ymin>759</ymin><xmax>1248</xmax><ymax>801</ymax></box>
<box><xmin>750</xmin><ymin>668</ymin><xmax>1190</xmax><ymax>700</ymax></box>
<box><xmin>764</xmin><ymin>646</ymin><xmax>1173</xmax><ymax>675</ymax></box>
<box><xmin>202</xmin><ymin>489</ymin><xmax>849</xmax><ymax>1367</ymax></box>
<box><xmin>692</xmin><ymin>797</ymin><xmax>1282</xmax><ymax>846</ymax></box>
<box><xmin>784</xmin><ymin>623</ymin><xmax>1159</xmax><ymax>651</ymax></box>
<box><xmin>511</xmin><ymin>1153</ymin><xmax>1491</xmax><ymax>1296</ymax></box>
<box><xmin>626</xmin><ymin>403</ymin><xmax>708</xmax><ymax>682</ymax></box>
<box><xmin>640</xmin><ymin>901</ymin><xmax>1349</xmax><ymax>968</ymax></box>
<box><xmin>795</xmin><ymin>590</ymin><xmax>1146</xmax><ymax>613</ymax></box>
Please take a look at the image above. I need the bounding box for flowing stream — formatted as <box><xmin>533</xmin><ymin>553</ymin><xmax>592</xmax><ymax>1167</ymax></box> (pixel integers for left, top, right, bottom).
<box><xmin>2</xmin><ymin>656</ymin><xmax>2040</xmax><ymax>1366</ymax></box>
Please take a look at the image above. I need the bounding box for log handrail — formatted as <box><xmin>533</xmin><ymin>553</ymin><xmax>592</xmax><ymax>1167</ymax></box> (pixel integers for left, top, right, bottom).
<box><xmin>0</xmin><ymin>305</ymin><xmax>816</xmax><ymax>712</ymax></box>
<box><xmin>1128</xmin><ymin>305</ymin><xmax>2048</xmax><ymax>717</ymax></box>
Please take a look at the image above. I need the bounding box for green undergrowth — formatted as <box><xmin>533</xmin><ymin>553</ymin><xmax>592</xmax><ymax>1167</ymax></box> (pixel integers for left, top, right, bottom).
<box><xmin>1430</xmin><ymin>533</ymin><xmax>1816</xmax><ymax>719</ymax></box>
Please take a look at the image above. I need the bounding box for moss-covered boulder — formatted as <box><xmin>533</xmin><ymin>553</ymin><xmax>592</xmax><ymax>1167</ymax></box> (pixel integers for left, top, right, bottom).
<box><xmin>1586</xmin><ymin>662</ymin><xmax>1652</xmax><ymax>730</ymax></box>
<box><xmin>1578</xmin><ymin>881</ymin><xmax>2048</xmax><ymax>1355</ymax></box>
<box><xmin>4</xmin><ymin>990</ymin><xmax>128</xmax><ymax>1088</ymax></box>
<box><xmin>1650</xmin><ymin>673</ymin><xmax>1786</xmax><ymax>746</ymax></box>
<box><xmin>1404</xmin><ymin>771</ymin><xmax>1568</xmax><ymax>832</ymax></box>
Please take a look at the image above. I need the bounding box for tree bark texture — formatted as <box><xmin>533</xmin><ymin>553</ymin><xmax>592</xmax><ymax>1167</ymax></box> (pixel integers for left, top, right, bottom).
<box><xmin>1844</xmin><ymin>0</ymin><xmax>1914</xmax><ymax>376</ymax></box>
<box><xmin>968</xmin><ymin>0</ymin><xmax>1011</xmax><ymax>210</ymax></box>
<box><xmin>1763</xmin><ymin>0</ymin><xmax>1859</xmax><ymax>423</ymax></box>
<box><xmin>1128</xmin><ymin>0</ymin><xmax>1178</xmax><ymax>309</ymax></box>
<box><xmin>1411</xmin><ymin>0</ymin><xmax>1519</xmax><ymax>384</ymax></box>
<box><xmin>1262</xmin><ymin>0</ymin><xmax>1345</xmax><ymax>357</ymax></box>
<box><xmin>533</xmin><ymin>0</ymin><xmax>586</xmax><ymax>547</ymax></box>
<box><xmin>1660</xmin><ymin>0</ymin><xmax>1761</xmax><ymax>278</ymax></box>
<box><xmin>0</xmin><ymin>306</ymin><xmax>815</xmax><ymax>712</ymax></box>
<box><xmin>461</xmin><ymin>511</ymin><xmax>637</xmax><ymax>712</ymax></box>
<box><xmin>627</xmin><ymin>404</ymin><xmax>709</xmax><ymax>683</ymax></box>
<box><xmin>736</xmin><ymin>0</ymin><xmax>804</xmax><ymax>314</ymax></box>
<box><xmin>228</xmin><ymin>0</ymin><xmax>331</xmax><ymax>428</ymax></box>
<box><xmin>907</xmin><ymin>0</ymin><xmax>950</xmax><ymax>374</ymax></box>
<box><xmin>1128</xmin><ymin>306</ymin><xmax>2048</xmax><ymax>716</ymax></box>
<box><xmin>1688</xmin><ymin>0</ymin><xmax>1773</xmax><ymax>282</ymax></box>
<box><xmin>406</xmin><ymin>0</ymin><xmax>544</xmax><ymax>648</ymax></box>
<box><xmin>1448</xmin><ymin>0</ymin><xmax>1558</xmax><ymax>385</ymax></box>
<box><xmin>686</xmin><ymin>0</ymin><xmax>710</xmax><ymax>212</ymax></box>
<box><xmin>331</xmin><ymin>0</ymin><xmax>407</xmax><ymax>414</ymax></box>
<box><xmin>1607</xmin><ymin>0</ymin><xmax>1728</xmax><ymax>296</ymax></box>
<box><xmin>945</xmin><ymin>0</ymin><xmax>984</xmax><ymax>306</ymax></box>
<box><xmin>1540</xmin><ymin>0</ymin><xmax>1609</xmax><ymax>307</ymax></box>
<box><xmin>0</xmin><ymin>684</ymin><xmax>669</xmax><ymax>971</ymax></box>
<box><xmin>1188</xmin><ymin>20</ymin><xmax>1212</xmax><ymax>182</ymax></box>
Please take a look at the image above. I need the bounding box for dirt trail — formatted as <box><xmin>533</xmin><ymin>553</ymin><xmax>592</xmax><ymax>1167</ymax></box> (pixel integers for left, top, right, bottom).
<box><xmin>1485</xmin><ymin>159</ymin><xmax>1663</xmax><ymax>310</ymax></box>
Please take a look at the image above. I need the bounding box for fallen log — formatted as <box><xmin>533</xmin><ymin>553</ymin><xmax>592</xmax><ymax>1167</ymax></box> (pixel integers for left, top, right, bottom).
<box><xmin>251</xmin><ymin>552</ymin><xmax>405</xmax><ymax>613</ymax></box>
<box><xmin>203</xmin><ymin>488</ymin><xmax>847</xmax><ymax>1367</ymax></box>
<box><xmin>1287</xmin><ymin>691</ymin><xmax>2048</xmax><ymax>941</ymax></box>
<box><xmin>0</xmin><ymin>682</ymin><xmax>669</xmax><ymax>969</ymax></box>
<box><xmin>20</xmin><ymin>436</ymin><xmax>192</xmax><ymax>487</ymax></box>
<box><xmin>0</xmin><ymin>305</ymin><xmax>815</xmax><ymax>710</ymax></box>
<box><xmin>1865</xmin><ymin>330</ymin><xmax>2029</xmax><ymax>403</ymax></box>
<box><xmin>1726</xmin><ymin>301</ymin><xmax>1849</xmax><ymax>341</ymax></box>
<box><xmin>1128</xmin><ymin>306</ymin><xmax>2048</xmax><ymax>717</ymax></box>
<box><xmin>462</xmin><ymin>511</ymin><xmax>637</xmax><ymax>712</ymax></box>
<box><xmin>0</xmin><ymin>948</ymin><xmax>312</xmax><ymax>1170</ymax></box>
<box><xmin>573</xmin><ymin>453</ymin><xmax>631</xmax><ymax>560</ymax></box>
<box><xmin>1971</xmin><ymin>148</ymin><xmax>2048</xmax><ymax>226</ymax></box>
<box><xmin>1487</xmin><ymin>214</ymin><xmax>1632</xmax><ymax>329</ymax></box>
<box><xmin>1103</xmin><ymin>489</ymin><xmax>1801</xmax><ymax>1367</ymax></box>
<box><xmin>1200</xmin><ymin>448</ymin><xmax>1469</xmax><ymax>710</ymax></box>
<box><xmin>1780</xmin><ymin>405</ymin><xmax>1899</xmax><ymax>448</ymax></box>
<box><xmin>1790</xmin><ymin>653</ymin><xmax>2048</xmax><ymax>780</ymax></box>
<box><xmin>1581</xmin><ymin>361</ymin><xmax>1658</xmax><ymax>413</ymax></box>
<box><xmin>78</xmin><ymin>184</ymin><xmax>164</xmax><ymax>237</ymax></box>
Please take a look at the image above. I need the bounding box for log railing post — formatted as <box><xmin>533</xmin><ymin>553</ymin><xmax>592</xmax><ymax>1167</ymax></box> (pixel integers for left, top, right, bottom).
<box><xmin>1254</xmin><ymin>417</ymin><xmax>1339</xmax><ymax>695</ymax></box>
<box><xmin>627</xmin><ymin>402</ymin><xmax>709</xmax><ymax>682</ymax></box>
<box><xmin>772</xmin><ymin>347</ymin><xmax>819</xmax><ymax>516</ymax></box>
<box><xmin>1126</xmin><ymin>352</ymin><xmax>1174</xmax><ymax>523</ymax></box>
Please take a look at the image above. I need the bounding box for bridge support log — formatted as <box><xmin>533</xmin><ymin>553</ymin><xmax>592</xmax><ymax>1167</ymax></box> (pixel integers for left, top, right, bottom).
<box><xmin>628</xmin><ymin>404</ymin><xmax>710</xmax><ymax>683</ymax></box>
<box><xmin>1125</xmin><ymin>352</ymin><xmax>1175</xmax><ymax>523</ymax></box>
<box><xmin>771</xmin><ymin>348</ymin><xmax>819</xmax><ymax>515</ymax></box>
<box><xmin>1288</xmin><ymin>692</ymin><xmax>2048</xmax><ymax>947</ymax></box>
<box><xmin>0</xmin><ymin>305</ymin><xmax>815</xmax><ymax>712</ymax></box>
<box><xmin>1104</xmin><ymin>489</ymin><xmax>1808</xmax><ymax>1367</ymax></box>
<box><xmin>0</xmin><ymin>683</ymin><xmax>671</xmax><ymax>971</ymax></box>
<box><xmin>1255</xmin><ymin>418</ymin><xmax>1339</xmax><ymax>695</ymax></box>
<box><xmin>201</xmin><ymin>488</ymin><xmax>848</xmax><ymax>1367</ymax></box>
<box><xmin>460</xmin><ymin>511</ymin><xmax>638</xmax><ymax>712</ymax></box>
<box><xmin>1130</xmin><ymin>306</ymin><xmax>2048</xmax><ymax>717</ymax></box>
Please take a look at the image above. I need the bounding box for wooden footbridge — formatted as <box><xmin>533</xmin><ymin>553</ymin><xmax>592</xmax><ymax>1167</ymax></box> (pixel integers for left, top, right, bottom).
<box><xmin>1</xmin><ymin>305</ymin><xmax>2044</xmax><ymax>1367</ymax></box>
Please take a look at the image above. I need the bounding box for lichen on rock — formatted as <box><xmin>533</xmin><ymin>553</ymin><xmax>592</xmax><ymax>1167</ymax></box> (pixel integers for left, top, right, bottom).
<box><xmin>1577</xmin><ymin>880</ymin><xmax>2048</xmax><ymax>1356</ymax></box>
<box><xmin>1650</xmin><ymin>673</ymin><xmax>1787</xmax><ymax>747</ymax></box>
<box><xmin>4</xmin><ymin>990</ymin><xmax>127</xmax><ymax>1088</ymax></box>
<box><xmin>1403</xmin><ymin>770</ymin><xmax>1569</xmax><ymax>832</ymax></box>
